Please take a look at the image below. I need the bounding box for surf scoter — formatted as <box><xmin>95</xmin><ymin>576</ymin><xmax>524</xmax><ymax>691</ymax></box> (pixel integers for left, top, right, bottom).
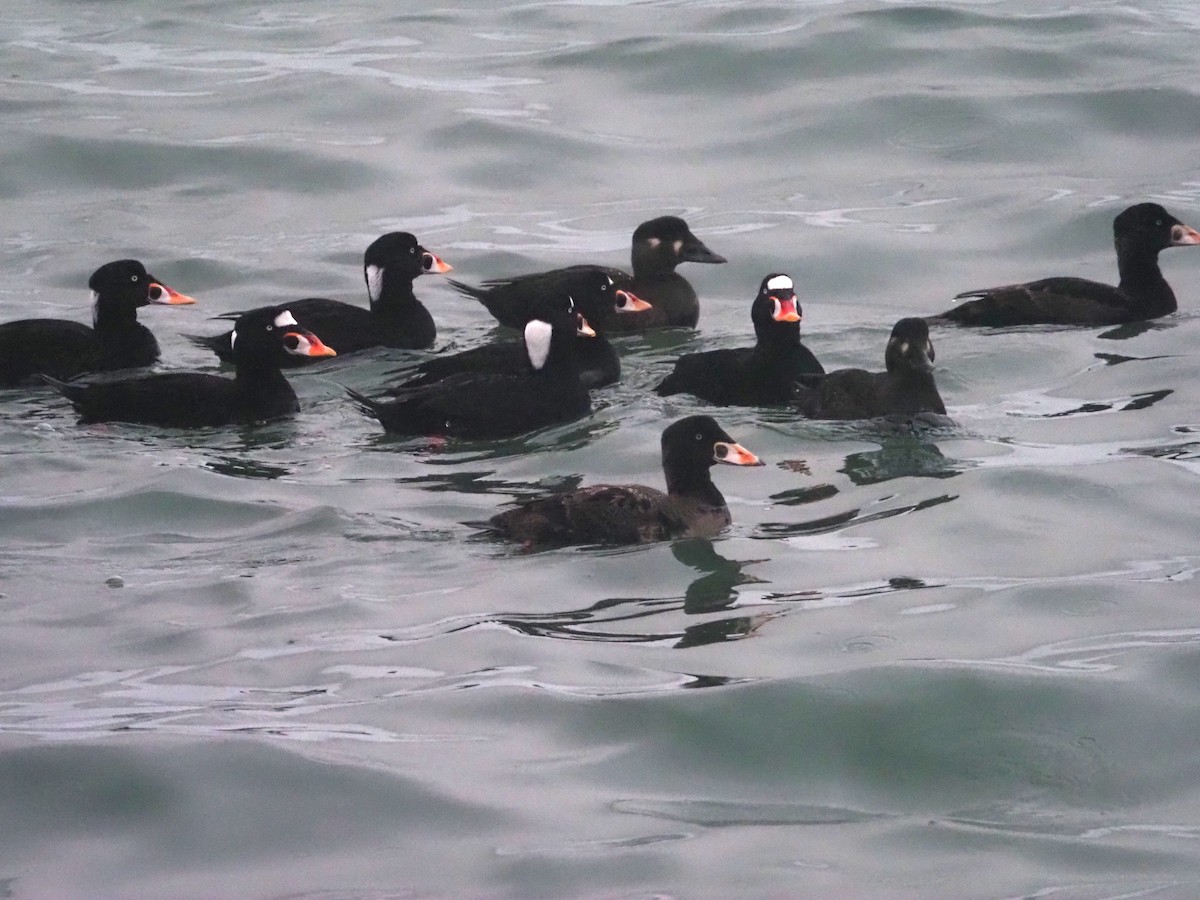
<box><xmin>43</xmin><ymin>307</ymin><xmax>335</xmax><ymax>427</ymax></box>
<box><xmin>655</xmin><ymin>273</ymin><xmax>824</xmax><ymax>405</ymax></box>
<box><xmin>450</xmin><ymin>215</ymin><xmax>725</xmax><ymax>332</ymax></box>
<box><xmin>389</xmin><ymin>270</ymin><xmax>649</xmax><ymax>391</ymax></box>
<box><xmin>797</xmin><ymin>317</ymin><xmax>945</xmax><ymax>420</ymax></box>
<box><xmin>189</xmin><ymin>232</ymin><xmax>450</xmax><ymax>363</ymax></box>
<box><xmin>931</xmin><ymin>203</ymin><xmax>1200</xmax><ymax>327</ymax></box>
<box><xmin>0</xmin><ymin>259</ymin><xmax>195</xmax><ymax>386</ymax></box>
<box><xmin>349</xmin><ymin>296</ymin><xmax>596</xmax><ymax>439</ymax></box>
<box><xmin>484</xmin><ymin>415</ymin><xmax>763</xmax><ymax>549</ymax></box>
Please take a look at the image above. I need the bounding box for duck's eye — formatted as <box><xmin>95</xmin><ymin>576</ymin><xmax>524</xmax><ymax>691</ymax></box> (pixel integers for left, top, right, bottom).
<box><xmin>131</xmin><ymin>274</ymin><xmax>139</xmax><ymax>283</ymax></box>
<box><xmin>695</xmin><ymin>432</ymin><xmax>704</xmax><ymax>442</ymax></box>
<box><xmin>1156</xmin><ymin>219</ymin><xmax>1164</xmax><ymax>227</ymax></box>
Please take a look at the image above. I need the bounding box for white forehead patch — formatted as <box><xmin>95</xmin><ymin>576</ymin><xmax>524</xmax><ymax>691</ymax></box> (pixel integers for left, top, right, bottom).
<box><xmin>273</xmin><ymin>310</ymin><xmax>298</xmax><ymax>328</ymax></box>
<box><xmin>524</xmin><ymin>319</ymin><xmax>553</xmax><ymax>370</ymax></box>
<box><xmin>766</xmin><ymin>275</ymin><xmax>793</xmax><ymax>292</ymax></box>
<box><xmin>365</xmin><ymin>264</ymin><xmax>383</xmax><ymax>302</ymax></box>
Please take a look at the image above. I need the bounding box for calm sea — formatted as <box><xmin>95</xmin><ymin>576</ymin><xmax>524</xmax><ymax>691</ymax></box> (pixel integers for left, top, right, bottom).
<box><xmin>3</xmin><ymin>1</ymin><xmax>1200</xmax><ymax>897</ymax></box>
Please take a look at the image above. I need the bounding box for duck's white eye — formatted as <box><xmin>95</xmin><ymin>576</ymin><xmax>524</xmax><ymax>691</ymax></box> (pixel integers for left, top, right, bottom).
<box><xmin>273</xmin><ymin>310</ymin><xmax>298</xmax><ymax>329</ymax></box>
<box><xmin>131</xmin><ymin>274</ymin><xmax>139</xmax><ymax>283</ymax></box>
<box><xmin>766</xmin><ymin>275</ymin><xmax>793</xmax><ymax>292</ymax></box>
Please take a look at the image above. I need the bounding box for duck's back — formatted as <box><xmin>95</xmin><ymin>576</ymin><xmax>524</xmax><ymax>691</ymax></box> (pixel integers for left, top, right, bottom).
<box><xmin>0</xmin><ymin>319</ymin><xmax>101</xmax><ymax>385</ymax></box>
<box><xmin>937</xmin><ymin>277</ymin><xmax>1134</xmax><ymax>327</ymax></box>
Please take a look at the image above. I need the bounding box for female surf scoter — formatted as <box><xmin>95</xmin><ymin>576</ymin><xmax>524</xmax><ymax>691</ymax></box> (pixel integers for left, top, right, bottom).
<box><xmin>43</xmin><ymin>307</ymin><xmax>335</xmax><ymax>426</ymax></box>
<box><xmin>797</xmin><ymin>317</ymin><xmax>945</xmax><ymax>420</ymax></box>
<box><xmin>0</xmin><ymin>259</ymin><xmax>195</xmax><ymax>386</ymax></box>
<box><xmin>484</xmin><ymin>415</ymin><xmax>763</xmax><ymax>549</ymax></box>
<box><xmin>190</xmin><ymin>232</ymin><xmax>450</xmax><ymax>362</ymax></box>
<box><xmin>930</xmin><ymin>203</ymin><xmax>1200</xmax><ymax>326</ymax></box>
<box><xmin>450</xmin><ymin>215</ymin><xmax>724</xmax><ymax>332</ymax></box>
<box><xmin>389</xmin><ymin>270</ymin><xmax>649</xmax><ymax>391</ymax></box>
<box><xmin>349</xmin><ymin>296</ymin><xmax>595</xmax><ymax>439</ymax></box>
<box><xmin>655</xmin><ymin>273</ymin><xmax>824</xmax><ymax>405</ymax></box>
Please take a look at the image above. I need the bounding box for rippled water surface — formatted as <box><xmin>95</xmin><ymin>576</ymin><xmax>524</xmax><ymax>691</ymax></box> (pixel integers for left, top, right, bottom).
<box><xmin>4</xmin><ymin>1</ymin><xmax>1200</xmax><ymax>897</ymax></box>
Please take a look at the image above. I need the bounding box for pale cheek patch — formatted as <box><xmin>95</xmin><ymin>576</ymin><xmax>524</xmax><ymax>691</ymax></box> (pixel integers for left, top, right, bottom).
<box><xmin>524</xmin><ymin>319</ymin><xmax>553</xmax><ymax>370</ymax></box>
<box><xmin>647</xmin><ymin>237</ymin><xmax>661</xmax><ymax>249</ymax></box>
<box><xmin>673</xmin><ymin>239</ymin><xmax>683</xmax><ymax>255</ymax></box>
<box><xmin>365</xmin><ymin>265</ymin><xmax>384</xmax><ymax>302</ymax></box>
<box><xmin>766</xmin><ymin>275</ymin><xmax>793</xmax><ymax>292</ymax></box>
<box><xmin>273</xmin><ymin>310</ymin><xmax>299</xmax><ymax>328</ymax></box>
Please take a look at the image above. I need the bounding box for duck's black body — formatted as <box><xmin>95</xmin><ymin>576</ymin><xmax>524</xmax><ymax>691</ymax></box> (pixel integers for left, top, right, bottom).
<box><xmin>189</xmin><ymin>233</ymin><xmax>450</xmax><ymax>364</ymax></box>
<box><xmin>392</xmin><ymin>271</ymin><xmax>649</xmax><ymax>391</ymax></box>
<box><xmin>451</xmin><ymin>216</ymin><xmax>724</xmax><ymax>332</ymax></box>
<box><xmin>44</xmin><ymin>307</ymin><xmax>335</xmax><ymax>427</ymax></box>
<box><xmin>0</xmin><ymin>260</ymin><xmax>195</xmax><ymax>386</ymax></box>
<box><xmin>931</xmin><ymin>203</ymin><xmax>1200</xmax><ymax>327</ymax></box>
<box><xmin>485</xmin><ymin>415</ymin><xmax>763</xmax><ymax>549</ymax></box>
<box><xmin>655</xmin><ymin>273</ymin><xmax>824</xmax><ymax>405</ymax></box>
<box><xmin>350</xmin><ymin>298</ymin><xmax>595</xmax><ymax>439</ymax></box>
<box><xmin>798</xmin><ymin>318</ymin><xmax>945</xmax><ymax>420</ymax></box>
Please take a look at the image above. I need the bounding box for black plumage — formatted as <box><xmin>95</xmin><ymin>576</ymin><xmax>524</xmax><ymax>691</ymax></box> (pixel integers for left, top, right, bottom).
<box><xmin>798</xmin><ymin>317</ymin><xmax>946</xmax><ymax>420</ymax></box>
<box><xmin>0</xmin><ymin>259</ymin><xmax>195</xmax><ymax>386</ymax></box>
<box><xmin>43</xmin><ymin>306</ymin><xmax>335</xmax><ymax>427</ymax></box>
<box><xmin>655</xmin><ymin>273</ymin><xmax>824</xmax><ymax>405</ymax></box>
<box><xmin>485</xmin><ymin>415</ymin><xmax>763</xmax><ymax>549</ymax></box>
<box><xmin>931</xmin><ymin>203</ymin><xmax>1200</xmax><ymax>327</ymax></box>
<box><xmin>189</xmin><ymin>232</ymin><xmax>450</xmax><ymax>363</ymax></box>
<box><xmin>450</xmin><ymin>215</ymin><xmax>724</xmax><ymax>332</ymax></box>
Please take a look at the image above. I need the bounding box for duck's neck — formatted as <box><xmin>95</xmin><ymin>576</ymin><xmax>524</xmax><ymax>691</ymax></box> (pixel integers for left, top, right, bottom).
<box><xmin>92</xmin><ymin>298</ymin><xmax>140</xmax><ymax>331</ymax></box>
<box><xmin>370</xmin><ymin>270</ymin><xmax>420</xmax><ymax>317</ymax></box>
<box><xmin>1116</xmin><ymin>244</ymin><xmax>1175</xmax><ymax>313</ymax></box>
<box><xmin>665</xmin><ymin>462</ymin><xmax>724</xmax><ymax>506</ymax></box>
<box><xmin>630</xmin><ymin>244</ymin><xmax>678</xmax><ymax>279</ymax></box>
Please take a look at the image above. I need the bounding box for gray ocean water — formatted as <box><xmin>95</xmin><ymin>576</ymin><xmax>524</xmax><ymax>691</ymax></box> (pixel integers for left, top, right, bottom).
<box><xmin>3</xmin><ymin>1</ymin><xmax>1200</xmax><ymax>897</ymax></box>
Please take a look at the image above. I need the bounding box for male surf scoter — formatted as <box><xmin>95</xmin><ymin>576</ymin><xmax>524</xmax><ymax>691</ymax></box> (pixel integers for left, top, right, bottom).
<box><xmin>0</xmin><ymin>259</ymin><xmax>195</xmax><ymax>386</ymax></box>
<box><xmin>349</xmin><ymin>296</ymin><xmax>595</xmax><ymax>439</ymax></box>
<box><xmin>43</xmin><ymin>307</ymin><xmax>335</xmax><ymax>427</ymax></box>
<box><xmin>797</xmin><ymin>317</ymin><xmax>945</xmax><ymax>420</ymax></box>
<box><xmin>484</xmin><ymin>415</ymin><xmax>763</xmax><ymax>549</ymax></box>
<box><xmin>930</xmin><ymin>203</ymin><xmax>1200</xmax><ymax>327</ymax></box>
<box><xmin>389</xmin><ymin>270</ymin><xmax>649</xmax><ymax>391</ymax></box>
<box><xmin>450</xmin><ymin>215</ymin><xmax>725</xmax><ymax>332</ymax></box>
<box><xmin>190</xmin><ymin>232</ymin><xmax>450</xmax><ymax>363</ymax></box>
<box><xmin>655</xmin><ymin>273</ymin><xmax>824</xmax><ymax>405</ymax></box>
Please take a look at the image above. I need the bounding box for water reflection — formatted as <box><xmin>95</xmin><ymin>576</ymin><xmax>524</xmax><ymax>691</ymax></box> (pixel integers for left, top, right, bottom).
<box><xmin>839</xmin><ymin>436</ymin><xmax>960</xmax><ymax>486</ymax></box>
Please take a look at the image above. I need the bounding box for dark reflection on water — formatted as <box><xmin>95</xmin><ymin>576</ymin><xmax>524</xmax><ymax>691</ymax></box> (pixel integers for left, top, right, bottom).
<box><xmin>1097</xmin><ymin>320</ymin><xmax>1170</xmax><ymax>341</ymax></box>
<box><xmin>1030</xmin><ymin>388</ymin><xmax>1174</xmax><ymax>418</ymax></box>
<box><xmin>840</xmin><ymin>437</ymin><xmax>960</xmax><ymax>486</ymax></box>
<box><xmin>1094</xmin><ymin>351</ymin><xmax>1172</xmax><ymax>366</ymax></box>
<box><xmin>755</xmin><ymin>494</ymin><xmax>957</xmax><ymax>539</ymax></box>
<box><xmin>202</xmin><ymin>456</ymin><xmax>291</xmax><ymax>480</ymax></box>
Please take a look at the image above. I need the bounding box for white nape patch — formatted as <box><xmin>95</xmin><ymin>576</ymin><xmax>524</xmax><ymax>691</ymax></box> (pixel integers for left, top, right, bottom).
<box><xmin>524</xmin><ymin>319</ymin><xmax>553</xmax><ymax>370</ymax></box>
<box><xmin>766</xmin><ymin>275</ymin><xmax>793</xmax><ymax>292</ymax></box>
<box><xmin>365</xmin><ymin>264</ymin><xmax>384</xmax><ymax>302</ymax></box>
<box><xmin>230</xmin><ymin>329</ymin><xmax>238</xmax><ymax>351</ymax></box>
<box><xmin>273</xmin><ymin>310</ymin><xmax>298</xmax><ymax>328</ymax></box>
<box><xmin>90</xmin><ymin>290</ymin><xmax>100</xmax><ymax>325</ymax></box>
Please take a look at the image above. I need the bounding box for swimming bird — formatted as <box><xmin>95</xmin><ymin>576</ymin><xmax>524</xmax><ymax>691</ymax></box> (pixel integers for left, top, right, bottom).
<box><xmin>484</xmin><ymin>415</ymin><xmax>763</xmax><ymax>549</ymax></box>
<box><xmin>797</xmin><ymin>317</ymin><xmax>945</xmax><ymax>420</ymax></box>
<box><xmin>930</xmin><ymin>203</ymin><xmax>1200</xmax><ymax>327</ymax></box>
<box><xmin>0</xmin><ymin>259</ymin><xmax>195</xmax><ymax>386</ymax></box>
<box><xmin>655</xmin><ymin>273</ymin><xmax>824</xmax><ymax>405</ymax></box>
<box><xmin>188</xmin><ymin>232</ymin><xmax>450</xmax><ymax>363</ymax></box>
<box><xmin>43</xmin><ymin>307</ymin><xmax>335</xmax><ymax>427</ymax></box>
<box><xmin>450</xmin><ymin>215</ymin><xmax>725</xmax><ymax>332</ymax></box>
<box><xmin>389</xmin><ymin>270</ymin><xmax>649</xmax><ymax>391</ymax></box>
<box><xmin>349</xmin><ymin>296</ymin><xmax>596</xmax><ymax>439</ymax></box>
